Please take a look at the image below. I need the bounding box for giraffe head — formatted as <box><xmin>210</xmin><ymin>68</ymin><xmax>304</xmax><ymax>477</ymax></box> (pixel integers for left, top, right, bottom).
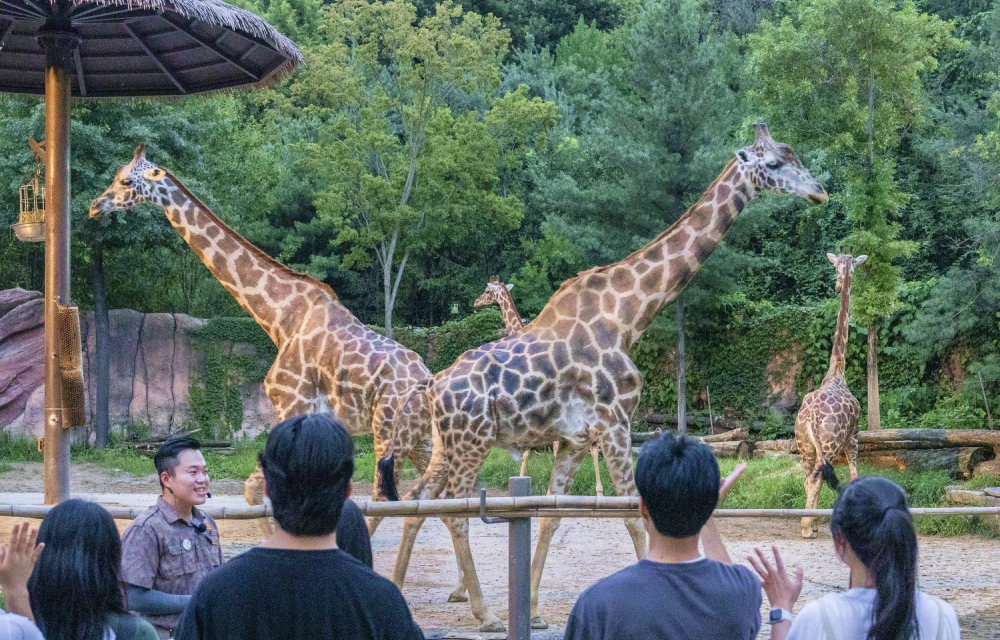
<box><xmin>827</xmin><ymin>253</ymin><xmax>867</xmax><ymax>292</ymax></box>
<box><xmin>89</xmin><ymin>145</ymin><xmax>170</xmax><ymax>219</ymax></box>
<box><xmin>474</xmin><ymin>276</ymin><xmax>514</xmax><ymax>308</ymax></box>
<box><xmin>735</xmin><ymin>124</ymin><xmax>828</xmax><ymax>205</ymax></box>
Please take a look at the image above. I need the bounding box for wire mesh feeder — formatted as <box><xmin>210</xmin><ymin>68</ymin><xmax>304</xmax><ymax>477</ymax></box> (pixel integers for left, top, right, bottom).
<box><xmin>13</xmin><ymin>159</ymin><xmax>45</xmax><ymax>242</ymax></box>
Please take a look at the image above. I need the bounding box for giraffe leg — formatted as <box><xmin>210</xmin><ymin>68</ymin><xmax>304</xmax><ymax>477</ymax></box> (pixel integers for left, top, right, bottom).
<box><xmin>390</xmin><ymin>445</ymin><xmax>449</xmax><ymax>590</ymax></box>
<box><xmin>591</xmin><ymin>442</ymin><xmax>603</xmax><ymax>497</ymax></box>
<box><xmin>243</xmin><ymin>464</ymin><xmax>272</xmax><ymax>537</ymax></box>
<box><xmin>520</xmin><ymin>449</ymin><xmax>529</xmax><ymax>477</ymax></box>
<box><xmin>529</xmin><ymin>443</ymin><xmax>589</xmax><ymax>629</ymax></box>
<box><xmin>443</xmin><ymin>516</ymin><xmax>503</xmax><ymax>632</ymax></box>
<box><xmin>599</xmin><ymin>424</ymin><xmax>647</xmax><ymax>560</ymax></box>
<box><xmin>802</xmin><ymin>469</ymin><xmax>822</xmax><ymax>539</ymax></box>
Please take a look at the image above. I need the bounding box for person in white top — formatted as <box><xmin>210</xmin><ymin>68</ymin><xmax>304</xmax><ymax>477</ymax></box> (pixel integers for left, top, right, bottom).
<box><xmin>0</xmin><ymin>522</ymin><xmax>46</xmax><ymax>640</ymax></box>
<box><xmin>748</xmin><ymin>473</ymin><xmax>960</xmax><ymax>640</ymax></box>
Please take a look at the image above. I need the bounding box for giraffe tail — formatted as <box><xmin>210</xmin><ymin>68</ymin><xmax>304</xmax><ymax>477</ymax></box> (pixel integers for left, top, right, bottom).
<box><xmin>377</xmin><ymin>378</ymin><xmax>429</xmax><ymax>503</ymax></box>
<box><xmin>818</xmin><ymin>460</ymin><xmax>841</xmax><ymax>493</ymax></box>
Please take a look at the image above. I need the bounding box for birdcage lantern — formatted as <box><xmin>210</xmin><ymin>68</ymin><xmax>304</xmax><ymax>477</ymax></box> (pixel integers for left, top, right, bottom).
<box><xmin>12</xmin><ymin>139</ymin><xmax>46</xmax><ymax>243</ymax></box>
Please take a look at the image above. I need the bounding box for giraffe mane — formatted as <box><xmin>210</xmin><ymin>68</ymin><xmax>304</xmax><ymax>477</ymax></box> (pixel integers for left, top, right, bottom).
<box><xmin>162</xmin><ymin>170</ymin><xmax>339</xmax><ymax>302</ymax></box>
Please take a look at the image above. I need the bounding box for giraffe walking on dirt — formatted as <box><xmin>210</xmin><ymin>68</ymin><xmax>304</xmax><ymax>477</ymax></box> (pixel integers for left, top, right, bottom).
<box><xmin>378</xmin><ymin>124</ymin><xmax>829</xmax><ymax>632</ymax></box>
<box><xmin>475</xmin><ymin>276</ymin><xmax>604</xmax><ymax>494</ymax></box>
<box><xmin>794</xmin><ymin>252</ymin><xmax>866</xmax><ymax>538</ymax></box>
<box><xmin>89</xmin><ymin>145</ymin><xmax>433</xmax><ymax>536</ymax></box>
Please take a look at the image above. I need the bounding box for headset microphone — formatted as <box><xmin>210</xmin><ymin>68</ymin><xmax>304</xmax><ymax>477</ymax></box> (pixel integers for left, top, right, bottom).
<box><xmin>206</xmin><ymin>492</ymin><xmax>212</xmax><ymax>498</ymax></box>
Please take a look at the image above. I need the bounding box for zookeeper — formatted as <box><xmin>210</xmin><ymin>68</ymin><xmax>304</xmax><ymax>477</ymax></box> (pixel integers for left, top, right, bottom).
<box><xmin>121</xmin><ymin>435</ymin><xmax>223</xmax><ymax>639</ymax></box>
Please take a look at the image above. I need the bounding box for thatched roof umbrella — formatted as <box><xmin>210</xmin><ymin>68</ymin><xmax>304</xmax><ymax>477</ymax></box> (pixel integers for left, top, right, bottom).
<box><xmin>0</xmin><ymin>0</ymin><xmax>301</xmax><ymax>503</ymax></box>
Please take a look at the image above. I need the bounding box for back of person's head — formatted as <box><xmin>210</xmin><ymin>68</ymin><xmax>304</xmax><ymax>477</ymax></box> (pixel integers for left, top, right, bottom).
<box><xmin>28</xmin><ymin>499</ymin><xmax>125</xmax><ymax>640</ymax></box>
<box><xmin>260</xmin><ymin>413</ymin><xmax>354</xmax><ymax>536</ymax></box>
<box><xmin>635</xmin><ymin>433</ymin><xmax>720</xmax><ymax>538</ymax></box>
<box><xmin>154</xmin><ymin>434</ymin><xmax>201</xmax><ymax>488</ymax></box>
<box><xmin>830</xmin><ymin>476</ymin><xmax>918</xmax><ymax>640</ymax></box>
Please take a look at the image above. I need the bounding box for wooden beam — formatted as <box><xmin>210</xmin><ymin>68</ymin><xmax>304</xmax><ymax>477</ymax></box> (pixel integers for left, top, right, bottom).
<box><xmin>122</xmin><ymin>21</ymin><xmax>187</xmax><ymax>94</ymax></box>
<box><xmin>73</xmin><ymin>47</ymin><xmax>86</xmax><ymax>96</ymax></box>
<box><xmin>167</xmin><ymin>16</ymin><xmax>259</xmax><ymax>81</ymax></box>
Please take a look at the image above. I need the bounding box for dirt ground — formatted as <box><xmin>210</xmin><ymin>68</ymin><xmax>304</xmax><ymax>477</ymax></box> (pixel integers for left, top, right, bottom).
<box><xmin>2</xmin><ymin>463</ymin><xmax>999</xmax><ymax>639</ymax></box>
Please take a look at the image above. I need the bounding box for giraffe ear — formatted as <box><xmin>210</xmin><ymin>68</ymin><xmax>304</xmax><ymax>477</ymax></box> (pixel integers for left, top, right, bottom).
<box><xmin>143</xmin><ymin>167</ymin><xmax>166</xmax><ymax>182</ymax></box>
<box><xmin>827</xmin><ymin>253</ymin><xmax>838</xmax><ymax>265</ymax></box>
<box><xmin>854</xmin><ymin>255</ymin><xmax>867</xmax><ymax>266</ymax></box>
<box><xmin>133</xmin><ymin>144</ymin><xmax>147</xmax><ymax>160</ymax></box>
<box><xmin>505</xmin><ymin>283</ymin><xmax>514</xmax><ymax>291</ymax></box>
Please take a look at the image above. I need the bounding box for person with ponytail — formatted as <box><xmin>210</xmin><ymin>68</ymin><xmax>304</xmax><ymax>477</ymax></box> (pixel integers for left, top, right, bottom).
<box><xmin>27</xmin><ymin>499</ymin><xmax>158</xmax><ymax>640</ymax></box>
<box><xmin>749</xmin><ymin>474</ymin><xmax>959</xmax><ymax>640</ymax></box>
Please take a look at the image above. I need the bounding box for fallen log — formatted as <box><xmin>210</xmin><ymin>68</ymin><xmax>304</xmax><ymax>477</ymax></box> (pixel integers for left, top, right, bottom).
<box><xmin>631</xmin><ymin>440</ymin><xmax>752</xmax><ymax>459</ymax></box>
<box><xmin>858</xmin><ymin>429</ymin><xmax>1000</xmax><ymax>448</ymax></box>
<box><xmin>632</xmin><ymin>427</ymin><xmax>746</xmax><ymax>445</ymax></box>
<box><xmin>859</xmin><ymin>446</ymin><xmax>994</xmax><ymax>479</ymax></box>
<box><xmin>754</xmin><ymin>439</ymin><xmax>796</xmax><ymax>453</ymax></box>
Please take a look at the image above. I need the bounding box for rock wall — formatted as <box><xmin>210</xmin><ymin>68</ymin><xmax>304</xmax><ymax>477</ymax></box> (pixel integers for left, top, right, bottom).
<box><xmin>0</xmin><ymin>288</ymin><xmax>276</xmax><ymax>440</ymax></box>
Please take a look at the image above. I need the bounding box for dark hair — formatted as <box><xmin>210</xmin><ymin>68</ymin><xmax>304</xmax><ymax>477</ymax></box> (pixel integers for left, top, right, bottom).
<box><xmin>28</xmin><ymin>500</ymin><xmax>127</xmax><ymax>640</ymax></box>
<box><xmin>154</xmin><ymin>435</ymin><xmax>202</xmax><ymax>488</ymax></box>
<box><xmin>635</xmin><ymin>433</ymin><xmax>720</xmax><ymax>538</ymax></box>
<box><xmin>830</xmin><ymin>476</ymin><xmax>918</xmax><ymax>640</ymax></box>
<box><xmin>260</xmin><ymin>414</ymin><xmax>354</xmax><ymax>536</ymax></box>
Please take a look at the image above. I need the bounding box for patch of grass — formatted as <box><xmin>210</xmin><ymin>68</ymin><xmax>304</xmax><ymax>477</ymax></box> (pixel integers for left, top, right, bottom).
<box><xmin>0</xmin><ymin>432</ymin><xmax>43</xmax><ymax>463</ymax></box>
<box><xmin>0</xmin><ymin>461</ymin><xmax>12</xmax><ymax>474</ymax></box>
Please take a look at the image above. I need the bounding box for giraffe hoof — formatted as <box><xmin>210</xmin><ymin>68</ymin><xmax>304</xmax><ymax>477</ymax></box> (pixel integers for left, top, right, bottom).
<box><xmin>531</xmin><ymin>617</ymin><xmax>549</xmax><ymax>629</ymax></box>
<box><xmin>801</xmin><ymin>529</ymin><xmax>816</xmax><ymax>539</ymax></box>
<box><xmin>447</xmin><ymin>591</ymin><xmax>468</xmax><ymax>603</ymax></box>
<box><xmin>479</xmin><ymin>620</ymin><xmax>506</xmax><ymax>633</ymax></box>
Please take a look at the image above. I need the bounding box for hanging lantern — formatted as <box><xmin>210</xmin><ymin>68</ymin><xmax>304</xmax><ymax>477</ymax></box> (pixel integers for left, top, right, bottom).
<box><xmin>12</xmin><ymin>139</ymin><xmax>46</xmax><ymax>243</ymax></box>
<box><xmin>450</xmin><ymin>303</ymin><xmax>460</xmax><ymax>315</ymax></box>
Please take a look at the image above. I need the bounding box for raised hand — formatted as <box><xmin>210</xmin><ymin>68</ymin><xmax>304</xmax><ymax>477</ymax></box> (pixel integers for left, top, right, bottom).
<box><xmin>719</xmin><ymin>462</ymin><xmax>746</xmax><ymax>504</ymax></box>
<box><xmin>0</xmin><ymin>521</ymin><xmax>45</xmax><ymax>618</ymax></box>
<box><xmin>748</xmin><ymin>545</ymin><xmax>803</xmax><ymax>611</ymax></box>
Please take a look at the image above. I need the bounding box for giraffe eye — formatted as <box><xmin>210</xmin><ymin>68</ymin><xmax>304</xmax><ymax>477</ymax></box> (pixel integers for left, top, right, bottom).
<box><xmin>121</xmin><ymin>178</ymin><xmax>132</xmax><ymax>186</ymax></box>
<box><xmin>766</xmin><ymin>160</ymin><xmax>782</xmax><ymax>170</ymax></box>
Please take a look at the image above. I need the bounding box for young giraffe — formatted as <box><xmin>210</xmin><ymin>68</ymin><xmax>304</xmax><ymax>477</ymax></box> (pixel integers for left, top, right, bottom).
<box><xmin>379</xmin><ymin>124</ymin><xmax>829</xmax><ymax>631</ymax></box>
<box><xmin>89</xmin><ymin>146</ymin><xmax>433</xmax><ymax>535</ymax></box>
<box><xmin>474</xmin><ymin>276</ymin><xmax>604</xmax><ymax>495</ymax></box>
<box><xmin>794</xmin><ymin>252</ymin><xmax>866</xmax><ymax>538</ymax></box>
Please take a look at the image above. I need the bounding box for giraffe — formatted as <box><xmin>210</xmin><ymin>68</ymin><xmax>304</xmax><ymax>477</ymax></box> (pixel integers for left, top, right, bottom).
<box><xmin>474</xmin><ymin>276</ymin><xmax>604</xmax><ymax>495</ymax></box>
<box><xmin>378</xmin><ymin>124</ymin><xmax>829</xmax><ymax>631</ymax></box>
<box><xmin>794</xmin><ymin>252</ymin><xmax>866</xmax><ymax>539</ymax></box>
<box><xmin>89</xmin><ymin>145</ymin><xmax>433</xmax><ymax>536</ymax></box>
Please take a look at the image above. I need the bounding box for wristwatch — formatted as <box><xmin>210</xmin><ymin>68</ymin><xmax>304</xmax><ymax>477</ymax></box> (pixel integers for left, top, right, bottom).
<box><xmin>769</xmin><ymin>608</ymin><xmax>793</xmax><ymax>624</ymax></box>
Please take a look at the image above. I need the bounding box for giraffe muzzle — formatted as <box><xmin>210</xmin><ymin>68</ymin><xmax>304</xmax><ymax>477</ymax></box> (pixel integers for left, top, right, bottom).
<box><xmin>88</xmin><ymin>198</ymin><xmax>109</xmax><ymax>219</ymax></box>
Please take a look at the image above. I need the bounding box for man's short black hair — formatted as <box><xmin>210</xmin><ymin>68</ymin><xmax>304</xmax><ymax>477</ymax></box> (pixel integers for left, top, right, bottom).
<box><xmin>260</xmin><ymin>414</ymin><xmax>354</xmax><ymax>536</ymax></box>
<box><xmin>154</xmin><ymin>435</ymin><xmax>202</xmax><ymax>489</ymax></box>
<box><xmin>635</xmin><ymin>433</ymin><xmax>720</xmax><ymax>538</ymax></box>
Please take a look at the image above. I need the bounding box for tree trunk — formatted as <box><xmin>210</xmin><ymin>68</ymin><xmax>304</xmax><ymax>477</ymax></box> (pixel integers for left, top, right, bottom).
<box><xmin>383</xmin><ymin>259</ymin><xmax>394</xmax><ymax>339</ymax></box>
<box><xmin>867</xmin><ymin>323</ymin><xmax>881</xmax><ymax>431</ymax></box>
<box><xmin>92</xmin><ymin>243</ymin><xmax>111</xmax><ymax>448</ymax></box>
<box><xmin>676</xmin><ymin>297</ymin><xmax>686</xmax><ymax>435</ymax></box>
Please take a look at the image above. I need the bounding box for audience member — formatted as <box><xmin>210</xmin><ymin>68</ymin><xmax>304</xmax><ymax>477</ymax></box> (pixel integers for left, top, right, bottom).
<box><xmin>0</xmin><ymin>522</ymin><xmax>44</xmax><ymax>640</ymax></box>
<box><xmin>336</xmin><ymin>500</ymin><xmax>373</xmax><ymax>568</ymax></box>
<box><xmin>28</xmin><ymin>500</ymin><xmax>158</xmax><ymax>640</ymax></box>
<box><xmin>563</xmin><ymin>434</ymin><xmax>761</xmax><ymax>640</ymax></box>
<box><xmin>174</xmin><ymin>414</ymin><xmax>423</xmax><ymax>640</ymax></box>
<box><xmin>121</xmin><ymin>436</ymin><xmax>222</xmax><ymax>639</ymax></box>
<box><xmin>750</xmin><ymin>474</ymin><xmax>960</xmax><ymax>640</ymax></box>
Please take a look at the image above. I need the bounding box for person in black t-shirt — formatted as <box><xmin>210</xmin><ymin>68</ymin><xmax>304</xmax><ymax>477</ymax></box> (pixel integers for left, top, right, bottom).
<box><xmin>564</xmin><ymin>434</ymin><xmax>761</xmax><ymax>640</ymax></box>
<box><xmin>174</xmin><ymin>414</ymin><xmax>423</xmax><ymax>640</ymax></box>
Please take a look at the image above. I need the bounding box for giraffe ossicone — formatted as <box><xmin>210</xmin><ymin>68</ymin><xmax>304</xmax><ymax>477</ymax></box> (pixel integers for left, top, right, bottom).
<box><xmin>90</xmin><ymin>145</ymin><xmax>434</xmax><ymax>538</ymax></box>
<box><xmin>794</xmin><ymin>252</ymin><xmax>866</xmax><ymax>538</ymax></box>
<box><xmin>378</xmin><ymin>124</ymin><xmax>828</xmax><ymax>632</ymax></box>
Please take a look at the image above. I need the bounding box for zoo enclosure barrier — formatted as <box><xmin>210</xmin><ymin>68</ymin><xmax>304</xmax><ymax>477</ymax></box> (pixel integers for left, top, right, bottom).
<box><xmin>3</xmin><ymin>483</ymin><xmax>998</xmax><ymax>640</ymax></box>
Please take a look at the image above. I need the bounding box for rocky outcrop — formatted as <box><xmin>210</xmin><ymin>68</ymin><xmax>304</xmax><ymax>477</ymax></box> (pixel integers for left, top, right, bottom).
<box><xmin>0</xmin><ymin>289</ymin><xmax>276</xmax><ymax>440</ymax></box>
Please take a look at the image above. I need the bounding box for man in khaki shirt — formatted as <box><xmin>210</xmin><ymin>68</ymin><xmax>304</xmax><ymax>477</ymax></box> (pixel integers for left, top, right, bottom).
<box><xmin>122</xmin><ymin>436</ymin><xmax>222</xmax><ymax>639</ymax></box>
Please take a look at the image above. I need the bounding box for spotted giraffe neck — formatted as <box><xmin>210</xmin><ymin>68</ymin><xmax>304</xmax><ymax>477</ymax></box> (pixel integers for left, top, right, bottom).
<box><xmin>497</xmin><ymin>288</ymin><xmax>525</xmax><ymax>333</ymax></box>
<box><xmin>155</xmin><ymin>172</ymin><xmax>338</xmax><ymax>349</ymax></box>
<box><xmin>826</xmin><ymin>272</ymin><xmax>852</xmax><ymax>380</ymax></box>
<box><xmin>534</xmin><ymin>158</ymin><xmax>755</xmax><ymax>350</ymax></box>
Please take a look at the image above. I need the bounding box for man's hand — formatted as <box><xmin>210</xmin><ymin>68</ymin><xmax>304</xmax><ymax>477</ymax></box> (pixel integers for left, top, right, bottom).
<box><xmin>748</xmin><ymin>546</ymin><xmax>803</xmax><ymax>611</ymax></box>
<box><xmin>0</xmin><ymin>521</ymin><xmax>44</xmax><ymax>619</ymax></box>
<box><xmin>719</xmin><ymin>462</ymin><xmax>746</xmax><ymax>504</ymax></box>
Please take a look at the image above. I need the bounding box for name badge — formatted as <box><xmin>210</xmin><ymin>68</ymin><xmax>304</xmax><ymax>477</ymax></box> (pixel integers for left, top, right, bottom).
<box><xmin>182</xmin><ymin>539</ymin><xmax>192</xmax><ymax>551</ymax></box>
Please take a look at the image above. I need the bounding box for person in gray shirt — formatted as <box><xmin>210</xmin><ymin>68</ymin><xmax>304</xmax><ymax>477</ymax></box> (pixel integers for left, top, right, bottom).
<box><xmin>564</xmin><ymin>434</ymin><xmax>760</xmax><ymax>640</ymax></box>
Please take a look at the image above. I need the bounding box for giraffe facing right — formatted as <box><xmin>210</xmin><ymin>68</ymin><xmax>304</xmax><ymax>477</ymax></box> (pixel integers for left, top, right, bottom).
<box><xmin>794</xmin><ymin>252</ymin><xmax>866</xmax><ymax>538</ymax></box>
<box><xmin>474</xmin><ymin>276</ymin><xmax>604</xmax><ymax>494</ymax></box>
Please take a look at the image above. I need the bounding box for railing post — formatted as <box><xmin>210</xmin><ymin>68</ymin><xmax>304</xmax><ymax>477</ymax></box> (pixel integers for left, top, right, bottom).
<box><xmin>509</xmin><ymin>476</ymin><xmax>532</xmax><ymax>640</ymax></box>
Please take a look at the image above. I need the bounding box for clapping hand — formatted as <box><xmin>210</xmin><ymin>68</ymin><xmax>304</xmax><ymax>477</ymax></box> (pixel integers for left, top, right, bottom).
<box><xmin>748</xmin><ymin>546</ymin><xmax>803</xmax><ymax>611</ymax></box>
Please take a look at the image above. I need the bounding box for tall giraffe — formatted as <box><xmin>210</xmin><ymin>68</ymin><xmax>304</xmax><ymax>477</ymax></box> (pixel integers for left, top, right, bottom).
<box><xmin>475</xmin><ymin>276</ymin><xmax>604</xmax><ymax>494</ymax></box>
<box><xmin>89</xmin><ymin>146</ymin><xmax>433</xmax><ymax>535</ymax></box>
<box><xmin>794</xmin><ymin>252</ymin><xmax>866</xmax><ymax>538</ymax></box>
<box><xmin>379</xmin><ymin>124</ymin><xmax>828</xmax><ymax>631</ymax></box>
